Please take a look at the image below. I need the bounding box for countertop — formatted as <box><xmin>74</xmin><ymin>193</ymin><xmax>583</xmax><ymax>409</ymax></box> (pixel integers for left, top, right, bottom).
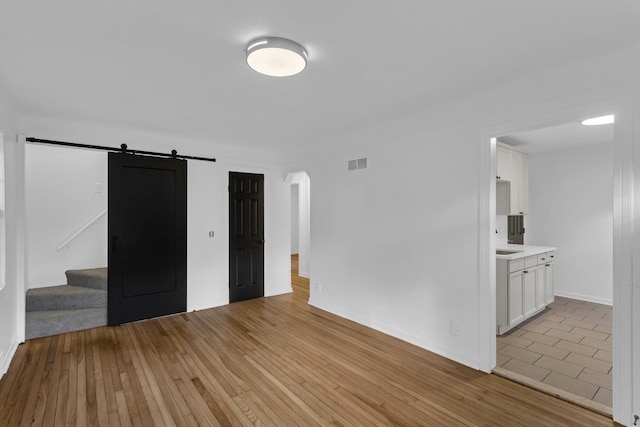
<box><xmin>496</xmin><ymin>243</ymin><xmax>556</xmax><ymax>260</ymax></box>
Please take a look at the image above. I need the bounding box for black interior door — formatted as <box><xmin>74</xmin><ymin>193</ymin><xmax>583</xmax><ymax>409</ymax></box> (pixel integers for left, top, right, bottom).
<box><xmin>229</xmin><ymin>172</ymin><xmax>264</xmax><ymax>303</ymax></box>
<box><xmin>108</xmin><ymin>153</ymin><xmax>187</xmax><ymax>325</ymax></box>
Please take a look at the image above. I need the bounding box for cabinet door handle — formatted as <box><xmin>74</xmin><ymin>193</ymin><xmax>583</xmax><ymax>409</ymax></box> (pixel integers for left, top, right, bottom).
<box><xmin>545</xmin><ymin>264</ymin><xmax>550</xmax><ymax>267</ymax></box>
<box><xmin>541</xmin><ymin>258</ymin><xmax>545</xmax><ymax>261</ymax></box>
<box><xmin>523</xmin><ymin>270</ymin><xmax>529</xmax><ymax>274</ymax></box>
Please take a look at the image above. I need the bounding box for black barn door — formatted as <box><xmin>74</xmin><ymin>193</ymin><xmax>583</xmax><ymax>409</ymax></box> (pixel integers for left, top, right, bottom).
<box><xmin>229</xmin><ymin>172</ymin><xmax>264</xmax><ymax>303</ymax></box>
<box><xmin>108</xmin><ymin>153</ymin><xmax>187</xmax><ymax>325</ymax></box>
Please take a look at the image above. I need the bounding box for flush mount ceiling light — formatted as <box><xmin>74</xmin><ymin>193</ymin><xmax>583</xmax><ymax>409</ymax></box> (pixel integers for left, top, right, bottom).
<box><xmin>246</xmin><ymin>37</ymin><xmax>307</xmax><ymax>77</ymax></box>
<box><xmin>581</xmin><ymin>115</ymin><xmax>615</xmax><ymax>126</ymax></box>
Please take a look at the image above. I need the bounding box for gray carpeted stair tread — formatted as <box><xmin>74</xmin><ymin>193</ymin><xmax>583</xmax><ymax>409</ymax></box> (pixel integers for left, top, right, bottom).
<box><xmin>26</xmin><ymin>308</ymin><xmax>107</xmax><ymax>340</ymax></box>
<box><xmin>26</xmin><ymin>284</ymin><xmax>107</xmax><ymax>312</ymax></box>
<box><xmin>65</xmin><ymin>267</ymin><xmax>107</xmax><ymax>290</ymax></box>
<box><xmin>25</xmin><ymin>267</ymin><xmax>109</xmax><ymax>339</ymax></box>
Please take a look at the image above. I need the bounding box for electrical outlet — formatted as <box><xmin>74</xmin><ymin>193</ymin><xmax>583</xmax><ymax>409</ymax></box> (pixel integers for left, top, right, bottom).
<box><xmin>315</xmin><ymin>282</ymin><xmax>321</xmax><ymax>292</ymax></box>
<box><xmin>451</xmin><ymin>321</ymin><xmax>461</xmax><ymax>336</ymax></box>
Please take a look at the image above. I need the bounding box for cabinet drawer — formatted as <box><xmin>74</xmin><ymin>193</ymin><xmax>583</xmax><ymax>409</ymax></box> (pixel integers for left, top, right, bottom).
<box><xmin>546</xmin><ymin>251</ymin><xmax>556</xmax><ymax>263</ymax></box>
<box><xmin>524</xmin><ymin>255</ymin><xmax>538</xmax><ymax>268</ymax></box>
<box><xmin>508</xmin><ymin>258</ymin><xmax>525</xmax><ymax>273</ymax></box>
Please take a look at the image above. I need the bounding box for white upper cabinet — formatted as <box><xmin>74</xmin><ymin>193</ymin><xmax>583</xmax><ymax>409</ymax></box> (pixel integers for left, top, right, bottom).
<box><xmin>496</xmin><ymin>146</ymin><xmax>512</xmax><ymax>181</ymax></box>
<box><xmin>497</xmin><ymin>143</ymin><xmax>529</xmax><ymax>215</ymax></box>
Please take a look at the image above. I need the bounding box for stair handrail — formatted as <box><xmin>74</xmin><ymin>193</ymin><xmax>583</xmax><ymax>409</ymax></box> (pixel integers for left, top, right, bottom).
<box><xmin>57</xmin><ymin>209</ymin><xmax>107</xmax><ymax>251</ymax></box>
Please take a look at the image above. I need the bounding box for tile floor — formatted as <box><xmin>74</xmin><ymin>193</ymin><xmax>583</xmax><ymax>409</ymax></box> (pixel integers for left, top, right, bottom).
<box><xmin>496</xmin><ymin>296</ymin><xmax>612</xmax><ymax>407</ymax></box>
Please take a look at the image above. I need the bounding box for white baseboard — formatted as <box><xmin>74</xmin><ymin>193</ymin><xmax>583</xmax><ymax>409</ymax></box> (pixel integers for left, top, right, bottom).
<box><xmin>0</xmin><ymin>339</ymin><xmax>19</xmax><ymax>379</ymax></box>
<box><xmin>308</xmin><ymin>299</ymin><xmax>479</xmax><ymax>370</ymax></box>
<box><xmin>554</xmin><ymin>290</ymin><xmax>612</xmax><ymax>306</ymax></box>
<box><xmin>266</xmin><ymin>287</ymin><xmax>293</xmax><ymax>297</ymax></box>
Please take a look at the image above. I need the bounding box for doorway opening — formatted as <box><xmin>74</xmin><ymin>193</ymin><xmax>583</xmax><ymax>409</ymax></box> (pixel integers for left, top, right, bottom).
<box><xmin>24</xmin><ymin>144</ymin><xmax>108</xmax><ymax>338</ymax></box>
<box><xmin>478</xmin><ymin>95</ymin><xmax>636</xmax><ymax>422</ymax></box>
<box><xmin>492</xmin><ymin>122</ymin><xmax>614</xmax><ymax>415</ymax></box>
<box><xmin>287</xmin><ymin>171</ymin><xmax>310</xmax><ymax>300</ymax></box>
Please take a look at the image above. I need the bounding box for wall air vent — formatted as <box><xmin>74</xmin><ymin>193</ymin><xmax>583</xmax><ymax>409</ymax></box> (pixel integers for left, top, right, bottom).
<box><xmin>348</xmin><ymin>157</ymin><xmax>368</xmax><ymax>171</ymax></box>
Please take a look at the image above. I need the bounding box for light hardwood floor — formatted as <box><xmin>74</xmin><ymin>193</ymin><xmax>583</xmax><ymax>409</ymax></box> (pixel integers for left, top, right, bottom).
<box><xmin>0</xmin><ymin>257</ymin><xmax>617</xmax><ymax>426</ymax></box>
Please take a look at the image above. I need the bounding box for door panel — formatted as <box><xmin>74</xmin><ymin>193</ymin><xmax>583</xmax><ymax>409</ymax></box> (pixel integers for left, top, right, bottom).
<box><xmin>535</xmin><ymin>265</ymin><xmax>546</xmax><ymax>310</ymax></box>
<box><xmin>508</xmin><ymin>272</ymin><xmax>524</xmax><ymax>325</ymax></box>
<box><xmin>545</xmin><ymin>262</ymin><xmax>555</xmax><ymax>304</ymax></box>
<box><xmin>229</xmin><ymin>172</ymin><xmax>264</xmax><ymax>303</ymax></box>
<box><xmin>108</xmin><ymin>153</ymin><xmax>187</xmax><ymax>325</ymax></box>
<box><xmin>523</xmin><ymin>269</ymin><xmax>537</xmax><ymax>317</ymax></box>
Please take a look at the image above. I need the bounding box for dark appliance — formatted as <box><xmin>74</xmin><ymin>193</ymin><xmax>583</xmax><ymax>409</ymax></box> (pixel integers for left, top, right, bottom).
<box><xmin>508</xmin><ymin>215</ymin><xmax>525</xmax><ymax>244</ymax></box>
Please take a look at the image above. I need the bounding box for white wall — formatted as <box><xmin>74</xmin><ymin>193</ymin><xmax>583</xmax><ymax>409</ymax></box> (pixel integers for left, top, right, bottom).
<box><xmin>0</xmin><ymin>132</ymin><xmax>5</xmax><ymax>291</ymax></box>
<box><xmin>186</xmin><ymin>160</ymin><xmax>226</xmax><ymax>310</ymax></box>
<box><xmin>302</xmin><ymin>124</ymin><xmax>481</xmax><ymax>367</ymax></box>
<box><xmin>25</xmin><ymin>145</ymin><xmax>108</xmax><ymax>288</ymax></box>
<box><xmin>290</xmin><ymin>184</ymin><xmax>299</xmax><ymax>254</ymax></box>
<box><xmin>187</xmin><ymin>159</ymin><xmax>291</xmax><ymax>310</ymax></box>
<box><xmin>496</xmin><ymin>214</ymin><xmax>507</xmax><ymax>241</ymax></box>
<box><xmin>286</xmin><ymin>42</ymin><xmax>640</xmax><ymax>425</ymax></box>
<box><xmin>527</xmin><ymin>143</ymin><xmax>613</xmax><ymax>305</ymax></box>
<box><xmin>0</xmin><ymin>79</ymin><xmax>21</xmax><ymax>376</ymax></box>
<box><xmin>0</xmin><ymin>136</ymin><xmax>21</xmax><ymax>377</ymax></box>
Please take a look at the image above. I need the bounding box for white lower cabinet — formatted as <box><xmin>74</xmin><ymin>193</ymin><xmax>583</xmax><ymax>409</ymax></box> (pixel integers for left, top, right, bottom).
<box><xmin>507</xmin><ymin>271</ymin><xmax>525</xmax><ymax>325</ymax></box>
<box><xmin>497</xmin><ymin>250</ymin><xmax>556</xmax><ymax>335</ymax></box>
<box><xmin>544</xmin><ymin>259</ymin><xmax>554</xmax><ymax>305</ymax></box>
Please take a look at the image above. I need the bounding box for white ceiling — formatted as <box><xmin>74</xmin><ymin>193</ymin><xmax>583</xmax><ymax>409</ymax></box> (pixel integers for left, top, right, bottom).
<box><xmin>0</xmin><ymin>1</ymin><xmax>639</xmax><ymax>153</ymax></box>
<box><xmin>499</xmin><ymin>121</ymin><xmax>614</xmax><ymax>154</ymax></box>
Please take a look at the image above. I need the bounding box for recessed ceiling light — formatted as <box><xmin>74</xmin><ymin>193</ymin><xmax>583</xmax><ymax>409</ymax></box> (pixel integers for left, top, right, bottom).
<box><xmin>581</xmin><ymin>115</ymin><xmax>615</xmax><ymax>126</ymax></box>
<box><xmin>246</xmin><ymin>37</ymin><xmax>307</xmax><ymax>77</ymax></box>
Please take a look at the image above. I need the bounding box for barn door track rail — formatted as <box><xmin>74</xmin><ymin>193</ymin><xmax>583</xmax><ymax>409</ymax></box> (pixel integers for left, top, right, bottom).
<box><xmin>25</xmin><ymin>137</ymin><xmax>216</xmax><ymax>162</ymax></box>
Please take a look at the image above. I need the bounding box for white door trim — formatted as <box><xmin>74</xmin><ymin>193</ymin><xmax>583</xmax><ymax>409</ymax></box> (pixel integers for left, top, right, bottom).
<box><xmin>477</xmin><ymin>94</ymin><xmax>635</xmax><ymax>424</ymax></box>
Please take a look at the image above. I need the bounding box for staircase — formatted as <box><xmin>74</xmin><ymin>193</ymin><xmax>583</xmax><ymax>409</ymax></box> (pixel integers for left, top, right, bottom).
<box><xmin>26</xmin><ymin>268</ymin><xmax>108</xmax><ymax>339</ymax></box>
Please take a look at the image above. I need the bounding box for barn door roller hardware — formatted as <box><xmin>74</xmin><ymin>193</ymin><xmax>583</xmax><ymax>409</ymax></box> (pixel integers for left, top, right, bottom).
<box><xmin>25</xmin><ymin>137</ymin><xmax>216</xmax><ymax>163</ymax></box>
